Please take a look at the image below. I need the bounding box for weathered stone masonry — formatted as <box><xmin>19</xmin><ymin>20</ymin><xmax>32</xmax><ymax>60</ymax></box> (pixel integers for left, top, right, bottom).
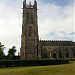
<box><xmin>20</xmin><ymin>0</ymin><xmax>75</xmax><ymax>60</ymax></box>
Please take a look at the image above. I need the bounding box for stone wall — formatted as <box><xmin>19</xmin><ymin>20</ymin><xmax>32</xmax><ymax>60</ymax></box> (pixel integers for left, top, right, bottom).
<box><xmin>38</xmin><ymin>40</ymin><xmax>75</xmax><ymax>59</ymax></box>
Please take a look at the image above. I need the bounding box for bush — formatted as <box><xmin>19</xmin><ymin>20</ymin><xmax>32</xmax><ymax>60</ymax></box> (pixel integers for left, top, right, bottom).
<box><xmin>69</xmin><ymin>59</ymin><xmax>75</xmax><ymax>61</ymax></box>
<box><xmin>0</xmin><ymin>59</ymin><xmax>69</xmax><ymax>68</ymax></box>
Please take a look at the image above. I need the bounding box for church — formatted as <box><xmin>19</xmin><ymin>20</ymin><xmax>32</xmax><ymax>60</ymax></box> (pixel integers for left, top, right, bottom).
<box><xmin>20</xmin><ymin>0</ymin><xmax>75</xmax><ymax>60</ymax></box>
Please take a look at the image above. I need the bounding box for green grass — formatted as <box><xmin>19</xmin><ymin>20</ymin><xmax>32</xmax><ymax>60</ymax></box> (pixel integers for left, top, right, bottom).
<box><xmin>0</xmin><ymin>61</ymin><xmax>75</xmax><ymax>75</ymax></box>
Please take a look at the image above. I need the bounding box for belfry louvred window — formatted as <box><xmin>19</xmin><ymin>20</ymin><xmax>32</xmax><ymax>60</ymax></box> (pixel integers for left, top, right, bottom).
<box><xmin>27</xmin><ymin>12</ymin><xmax>29</xmax><ymax>22</ymax></box>
<box><xmin>29</xmin><ymin>26</ymin><xmax>32</xmax><ymax>37</ymax></box>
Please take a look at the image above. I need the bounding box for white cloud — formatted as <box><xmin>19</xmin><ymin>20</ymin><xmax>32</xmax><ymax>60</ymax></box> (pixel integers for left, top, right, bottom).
<box><xmin>0</xmin><ymin>1</ymin><xmax>22</xmax><ymax>55</ymax></box>
<box><xmin>38</xmin><ymin>2</ymin><xmax>74</xmax><ymax>41</ymax></box>
<box><xmin>0</xmin><ymin>0</ymin><xmax>74</xmax><ymax>55</ymax></box>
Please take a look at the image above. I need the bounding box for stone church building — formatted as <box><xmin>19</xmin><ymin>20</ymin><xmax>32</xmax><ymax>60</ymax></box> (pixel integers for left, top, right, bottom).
<box><xmin>20</xmin><ymin>0</ymin><xmax>75</xmax><ymax>60</ymax></box>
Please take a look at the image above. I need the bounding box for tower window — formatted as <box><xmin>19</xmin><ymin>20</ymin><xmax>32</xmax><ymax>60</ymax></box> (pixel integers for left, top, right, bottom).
<box><xmin>31</xmin><ymin>13</ymin><xmax>33</xmax><ymax>23</ymax></box>
<box><xmin>27</xmin><ymin>12</ymin><xmax>29</xmax><ymax>22</ymax></box>
<box><xmin>29</xmin><ymin>26</ymin><xmax>32</xmax><ymax>37</ymax></box>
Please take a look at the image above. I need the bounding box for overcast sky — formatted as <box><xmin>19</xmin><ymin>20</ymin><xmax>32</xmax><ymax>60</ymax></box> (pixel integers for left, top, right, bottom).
<box><xmin>0</xmin><ymin>0</ymin><xmax>74</xmax><ymax>55</ymax></box>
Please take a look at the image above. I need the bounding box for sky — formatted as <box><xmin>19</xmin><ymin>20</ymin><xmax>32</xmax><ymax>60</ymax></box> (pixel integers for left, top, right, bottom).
<box><xmin>0</xmin><ymin>0</ymin><xmax>74</xmax><ymax>55</ymax></box>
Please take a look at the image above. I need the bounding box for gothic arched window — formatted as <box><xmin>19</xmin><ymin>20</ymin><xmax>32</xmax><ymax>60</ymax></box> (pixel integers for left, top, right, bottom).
<box><xmin>27</xmin><ymin>12</ymin><xmax>29</xmax><ymax>22</ymax></box>
<box><xmin>65</xmin><ymin>47</ymin><xmax>69</xmax><ymax>58</ymax></box>
<box><xmin>53</xmin><ymin>53</ymin><xmax>57</xmax><ymax>58</ymax></box>
<box><xmin>72</xmin><ymin>47</ymin><xmax>75</xmax><ymax>58</ymax></box>
<box><xmin>31</xmin><ymin>13</ymin><xmax>33</xmax><ymax>23</ymax></box>
<box><xmin>29</xmin><ymin>26</ymin><xmax>32</xmax><ymax>37</ymax></box>
<box><xmin>42</xmin><ymin>48</ymin><xmax>48</xmax><ymax>58</ymax></box>
<box><xmin>58</xmin><ymin>49</ymin><xmax>62</xmax><ymax>58</ymax></box>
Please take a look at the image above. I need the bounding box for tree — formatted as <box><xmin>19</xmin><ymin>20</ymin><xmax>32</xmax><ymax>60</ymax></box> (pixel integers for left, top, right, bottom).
<box><xmin>0</xmin><ymin>42</ymin><xmax>5</xmax><ymax>60</ymax></box>
<box><xmin>7</xmin><ymin>46</ymin><xmax>16</xmax><ymax>60</ymax></box>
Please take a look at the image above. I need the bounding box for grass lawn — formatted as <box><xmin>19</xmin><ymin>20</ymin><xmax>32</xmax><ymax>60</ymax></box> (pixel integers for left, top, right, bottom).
<box><xmin>0</xmin><ymin>61</ymin><xmax>75</xmax><ymax>75</ymax></box>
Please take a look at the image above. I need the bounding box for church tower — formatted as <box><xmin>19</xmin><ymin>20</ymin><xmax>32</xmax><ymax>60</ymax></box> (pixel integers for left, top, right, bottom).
<box><xmin>20</xmin><ymin>0</ymin><xmax>38</xmax><ymax>60</ymax></box>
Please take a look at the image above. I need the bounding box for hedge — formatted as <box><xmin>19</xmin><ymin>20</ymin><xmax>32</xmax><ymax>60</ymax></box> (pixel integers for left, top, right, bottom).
<box><xmin>0</xmin><ymin>59</ymin><xmax>69</xmax><ymax>67</ymax></box>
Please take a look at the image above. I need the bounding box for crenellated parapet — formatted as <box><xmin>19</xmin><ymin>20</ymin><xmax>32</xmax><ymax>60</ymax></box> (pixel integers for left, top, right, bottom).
<box><xmin>39</xmin><ymin>40</ymin><xmax>73</xmax><ymax>42</ymax></box>
<box><xmin>39</xmin><ymin>40</ymin><xmax>74</xmax><ymax>46</ymax></box>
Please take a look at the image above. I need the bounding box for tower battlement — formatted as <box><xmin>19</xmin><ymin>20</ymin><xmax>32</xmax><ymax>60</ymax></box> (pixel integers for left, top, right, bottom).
<box><xmin>23</xmin><ymin>0</ymin><xmax>37</xmax><ymax>8</ymax></box>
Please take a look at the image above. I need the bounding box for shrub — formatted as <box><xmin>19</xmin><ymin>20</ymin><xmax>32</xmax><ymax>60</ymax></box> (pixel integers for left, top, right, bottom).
<box><xmin>0</xmin><ymin>59</ymin><xmax>69</xmax><ymax>68</ymax></box>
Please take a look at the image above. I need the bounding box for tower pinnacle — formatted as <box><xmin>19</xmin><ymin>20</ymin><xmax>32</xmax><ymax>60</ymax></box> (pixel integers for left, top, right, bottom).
<box><xmin>29</xmin><ymin>1</ymin><xmax>32</xmax><ymax>7</ymax></box>
<box><xmin>34</xmin><ymin>0</ymin><xmax>37</xmax><ymax>8</ymax></box>
<box><xmin>23</xmin><ymin>0</ymin><xmax>26</xmax><ymax>8</ymax></box>
<box><xmin>34</xmin><ymin>0</ymin><xmax>36</xmax><ymax>2</ymax></box>
<box><xmin>24</xmin><ymin>0</ymin><xmax>26</xmax><ymax>3</ymax></box>
<box><xmin>34</xmin><ymin>0</ymin><xmax>37</xmax><ymax>4</ymax></box>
